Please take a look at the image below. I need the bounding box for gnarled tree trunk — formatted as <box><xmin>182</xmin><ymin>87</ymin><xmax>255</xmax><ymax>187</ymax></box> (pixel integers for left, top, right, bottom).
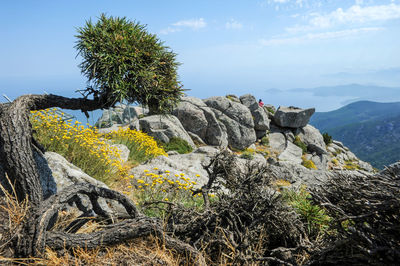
<box><xmin>0</xmin><ymin>94</ymin><xmax>205</xmax><ymax>264</ymax></box>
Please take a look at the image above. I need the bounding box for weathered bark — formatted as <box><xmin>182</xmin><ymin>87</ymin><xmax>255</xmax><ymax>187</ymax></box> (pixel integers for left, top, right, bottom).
<box><xmin>0</xmin><ymin>94</ymin><xmax>205</xmax><ymax>264</ymax></box>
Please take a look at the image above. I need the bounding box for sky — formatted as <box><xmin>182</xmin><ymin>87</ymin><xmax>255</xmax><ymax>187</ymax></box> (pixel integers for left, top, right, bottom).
<box><xmin>1</xmin><ymin>0</ymin><xmax>400</xmax><ymax>118</ymax></box>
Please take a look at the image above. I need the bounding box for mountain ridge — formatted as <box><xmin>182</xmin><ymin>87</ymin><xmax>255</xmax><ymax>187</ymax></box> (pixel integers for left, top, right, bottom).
<box><xmin>310</xmin><ymin>100</ymin><xmax>400</xmax><ymax>169</ymax></box>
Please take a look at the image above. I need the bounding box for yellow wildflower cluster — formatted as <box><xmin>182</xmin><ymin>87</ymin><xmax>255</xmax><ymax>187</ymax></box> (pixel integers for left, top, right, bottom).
<box><xmin>104</xmin><ymin>127</ymin><xmax>167</xmax><ymax>161</ymax></box>
<box><xmin>125</xmin><ymin>169</ymin><xmax>200</xmax><ymax>204</ymax></box>
<box><xmin>31</xmin><ymin>108</ymin><xmax>129</xmax><ymax>183</ymax></box>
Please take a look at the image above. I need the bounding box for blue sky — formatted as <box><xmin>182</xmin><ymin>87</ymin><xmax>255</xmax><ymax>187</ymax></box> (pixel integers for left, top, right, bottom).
<box><xmin>1</xmin><ymin>0</ymin><xmax>400</xmax><ymax>114</ymax></box>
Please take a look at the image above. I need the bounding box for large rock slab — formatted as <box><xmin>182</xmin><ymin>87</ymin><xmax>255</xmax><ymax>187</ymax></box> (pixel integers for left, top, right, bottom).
<box><xmin>239</xmin><ymin>94</ymin><xmax>270</xmax><ymax>131</ymax></box>
<box><xmin>269</xmin><ymin>132</ymin><xmax>287</xmax><ymax>153</ymax></box>
<box><xmin>44</xmin><ymin>152</ymin><xmax>108</xmax><ymax>191</ymax></box>
<box><xmin>44</xmin><ymin>152</ymin><xmax>125</xmax><ymax>215</ymax></box>
<box><xmin>96</xmin><ymin>105</ymin><xmax>148</xmax><ymax>128</ymax></box>
<box><xmin>278</xmin><ymin>142</ymin><xmax>303</xmax><ymax>164</ymax></box>
<box><xmin>173</xmin><ymin>97</ymin><xmax>228</xmax><ymax>147</ymax></box>
<box><xmin>204</xmin><ymin>96</ymin><xmax>254</xmax><ymax>128</ymax></box>
<box><xmin>211</xmin><ymin>109</ymin><xmax>256</xmax><ymax>150</ymax></box>
<box><xmin>204</xmin><ymin>96</ymin><xmax>256</xmax><ymax>150</ymax></box>
<box><xmin>138</xmin><ymin>115</ymin><xmax>196</xmax><ymax>149</ymax></box>
<box><xmin>130</xmin><ymin>146</ymin><xmax>221</xmax><ymax>187</ymax></box>
<box><xmin>273</xmin><ymin>106</ymin><xmax>315</xmax><ymax>128</ymax></box>
<box><xmin>269</xmin><ymin>161</ymin><xmax>333</xmax><ymax>187</ymax></box>
<box><xmin>297</xmin><ymin>125</ymin><xmax>327</xmax><ymax>155</ymax></box>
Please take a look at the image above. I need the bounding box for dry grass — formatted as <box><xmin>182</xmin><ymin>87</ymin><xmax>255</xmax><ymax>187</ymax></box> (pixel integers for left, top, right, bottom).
<box><xmin>0</xmin><ymin>174</ymin><xmax>30</xmax><ymax>261</ymax></box>
<box><xmin>32</xmin><ymin>236</ymin><xmax>182</xmax><ymax>266</ymax></box>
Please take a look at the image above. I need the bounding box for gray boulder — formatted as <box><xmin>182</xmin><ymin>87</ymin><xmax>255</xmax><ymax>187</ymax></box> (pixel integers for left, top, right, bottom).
<box><xmin>122</xmin><ymin>106</ymin><xmax>148</xmax><ymax>123</ymax></box>
<box><xmin>111</xmin><ymin>144</ymin><xmax>130</xmax><ymax>163</ymax></box>
<box><xmin>204</xmin><ymin>96</ymin><xmax>256</xmax><ymax>150</ymax></box>
<box><xmin>273</xmin><ymin>106</ymin><xmax>315</xmax><ymax>128</ymax></box>
<box><xmin>269</xmin><ymin>161</ymin><xmax>333</xmax><ymax>187</ymax></box>
<box><xmin>130</xmin><ymin>146</ymin><xmax>221</xmax><ymax>187</ymax></box>
<box><xmin>225</xmin><ymin>94</ymin><xmax>241</xmax><ymax>103</ymax></box>
<box><xmin>239</xmin><ymin>94</ymin><xmax>270</xmax><ymax>131</ymax></box>
<box><xmin>278</xmin><ymin>142</ymin><xmax>303</xmax><ymax>164</ymax></box>
<box><xmin>172</xmin><ymin>97</ymin><xmax>228</xmax><ymax>147</ymax></box>
<box><xmin>359</xmin><ymin>160</ymin><xmax>374</xmax><ymax>172</ymax></box>
<box><xmin>297</xmin><ymin>125</ymin><xmax>327</xmax><ymax>155</ymax></box>
<box><xmin>269</xmin><ymin>132</ymin><xmax>287</xmax><ymax>153</ymax></box>
<box><xmin>211</xmin><ymin>108</ymin><xmax>256</xmax><ymax>150</ymax></box>
<box><xmin>44</xmin><ymin>152</ymin><xmax>125</xmax><ymax>215</ymax></box>
<box><xmin>138</xmin><ymin>115</ymin><xmax>196</xmax><ymax>149</ymax></box>
<box><xmin>45</xmin><ymin>152</ymin><xmax>108</xmax><ymax>191</ymax></box>
<box><xmin>204</xmin><ymin>96</ymin><xmax>254</xmax><ymax>128</ymax></box>
<box><xmin>95</xmin><ymin>105</ymin><xmax>125</xmax><ymax>128</ymax></box>
<box><xmin>311</xmin><ymin>154</ymin><xmax>329</xmax><ymax>170</ymax></box>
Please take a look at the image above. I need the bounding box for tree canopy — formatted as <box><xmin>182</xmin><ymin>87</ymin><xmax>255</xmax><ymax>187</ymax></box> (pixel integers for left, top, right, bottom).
<box><xmin>75</xmin><ymin>14</ymin><xmax>183</xmax><ymax>113</ymax></box>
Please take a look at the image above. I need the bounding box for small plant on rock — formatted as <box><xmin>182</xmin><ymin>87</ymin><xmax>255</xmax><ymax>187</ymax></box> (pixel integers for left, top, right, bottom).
<box><xmin>294</xmin><ymin>135</ymin><xmax>307</xmax><ymax>154</ymax></box>
<box><xmin>302</xmin><ymin>155</ymin><xmax>318</xmax><ymax>169</ymax></box>
<box><xmin>261</xmin><ymin>136</ymin><xmax>269</xmax><ymax>146</ymax></box>
<box><xmin>162</xmin><ymin>137</ymin><xmax>193</xmax><ymax>154</ymax></box>
<box><xmin>322</xmin><ymin>132</ymin><xmax>333</xmax><ymax>145</ymax></box>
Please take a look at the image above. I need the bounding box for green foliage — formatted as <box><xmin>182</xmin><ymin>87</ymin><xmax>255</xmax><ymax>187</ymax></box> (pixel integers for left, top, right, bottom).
<box><xmin>294</xmin><ymin>135</ymin><xmax>307</xmax><ymax>154</ymax></box>
<box><xmin>265</xmin><ymin>106</ymin><xmax>275</xmax><ymax>114</ymax></box>
<box><xmin>162</xmin><ymin>137</ymin><xmax>193</xmax><ymax>154</ymax></box>
<box><xmin>282</xmin><ymin>186</ymin><xmax>332</xmax><ymax>236</ymax></box>
<box><xmin>261</xmin><ymin>136</ymin><xmax>269</xmax><ymax>146</ymax></box>
<box><xmin>322</xmin><ymin>132</ymin><xmax>333</xmax><ymax>145</ymax></box>
<box><xmin>75</xmin><ymin>14</ymin><xmax>183</xmax><ymax>113</ymax></box>
<box><xmin>240</xmin><ymin>150</ymin><xmax>254</xmax><ymax>160</ymax></box>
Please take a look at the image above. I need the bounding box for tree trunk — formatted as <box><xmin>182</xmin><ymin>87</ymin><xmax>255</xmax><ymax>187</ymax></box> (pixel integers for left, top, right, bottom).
<box><xmin>0</xmin><ymin>94</ymin><xmax>205</xmax><ymax>264</ymax></box>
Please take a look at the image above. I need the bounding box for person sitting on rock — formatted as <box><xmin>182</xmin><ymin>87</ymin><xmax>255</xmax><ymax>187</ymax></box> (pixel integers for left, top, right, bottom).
<box><xmin>258</xmin><ymin>99</ymin><xmax>264</xmax><ymax>107</ymax></box>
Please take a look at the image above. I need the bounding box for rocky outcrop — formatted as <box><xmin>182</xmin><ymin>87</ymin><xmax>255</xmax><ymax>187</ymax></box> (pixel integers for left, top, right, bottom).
<box><xmin>297</xmin><ymin>125</ymin><xmax>327</xmax><ymax>155</ymax></box>
<box><xmin>129</xmin><ymin>146</ymin><xmax>220</xmax><ymax>187</ymax></box>
<box><xmin>44</xmin><ymin>152</ymin><xmax>125</xmax><ymax>214</ymax></box>
<box><xmin>172</xmin><ymin>97</ymin><xmax>228</xmax><ymax>147</ymax></box>
<box><xmin>273</xmin><ymin>106</ymin><xmax>315</xmax><ymax>128</ymax></box>
<box><xmin>278</xmin><ymin>142</ymin><xmax>303</xmax><ymax>164</ymax></box>
<box><xmin>96</xmin><ymin>105</ymin><xmax>148</xmax><ymax>128</ymax></box>
<box><xmin>204</xmin><ymin>96</ymin><xmax>256</xmax><ymax>150</ymax></box>
<box><xmin>269</xmin><ymin>132</ymin><xmax>286</xmax><ymax>153</ymax></box>
<box><xmin>138</xmin><ymin>115</ymin><xmax>196</xmax><ymax>149</ymax></box>
<box><xmin>239</xmin><ymin>94</ymin><xmax>270</xmax><ymax>132</ymax></box>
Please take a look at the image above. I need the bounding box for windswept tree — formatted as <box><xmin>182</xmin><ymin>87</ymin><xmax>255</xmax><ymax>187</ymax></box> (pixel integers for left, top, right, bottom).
<box><xmin>0</xmin><ymin>15</ymin><xmax>202</xmax><ymax>262</ymax></box>
<box><xmin>75</xmin><ymin>14</ymin><xmax>183</xmax><ymax>114</ymax></box>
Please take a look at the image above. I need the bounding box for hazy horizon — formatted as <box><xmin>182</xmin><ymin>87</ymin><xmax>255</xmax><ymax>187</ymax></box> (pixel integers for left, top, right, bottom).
<box><xmin>1</xmin><ymin>0</ymin><xmax>399</xmax><ymax>120</ymax></box>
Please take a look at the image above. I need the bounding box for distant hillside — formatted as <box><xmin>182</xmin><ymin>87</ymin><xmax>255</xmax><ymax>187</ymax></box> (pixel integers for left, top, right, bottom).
<box><xmin>310</xmin><ymin>101</ymin><xmax>400</xmax><ymax>169</ymax></box>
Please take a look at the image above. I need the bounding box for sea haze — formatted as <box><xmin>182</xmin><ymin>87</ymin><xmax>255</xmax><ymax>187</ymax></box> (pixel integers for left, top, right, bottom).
<box><xmin>263</xmin><ymin>84</ymin><xmax>400</xmax><ymax>112</ymax></box>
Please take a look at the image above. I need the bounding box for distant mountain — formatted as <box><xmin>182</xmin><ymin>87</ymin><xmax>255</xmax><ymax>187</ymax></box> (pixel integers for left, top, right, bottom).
<box><xmin>310</xmin><ymin>101</ymin><xmax>400</xmax><ymax>169</ymax></box>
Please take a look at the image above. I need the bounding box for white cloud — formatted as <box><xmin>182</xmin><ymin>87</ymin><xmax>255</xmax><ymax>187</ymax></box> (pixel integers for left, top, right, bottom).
<box><xmin>225</xmin><ymin>19</ymin><xmax>243</xmax><ymax>30</ymax></box>
<box><xmin>159</xmin><ymin>27</ymin><xmax>181</xmax><ymax>35</ymax></box>
<box><xmin>160</xmin><ymin>18</ymin><xmax>206</xmax><ymax>35</ymax></box>
<box><xmin>260</xmin><ymin>27</ymin><xmax>383</xmax><ymax>45</ymax></box>
<box><xmin>172</xmin><ymin>18</ymin><xmax>206</xmax><ymax>29</ymax></box>
<box><xmin>287</xmin><ymin>3</ymin><xmax>400</xmax><ymax>32</ymax></box>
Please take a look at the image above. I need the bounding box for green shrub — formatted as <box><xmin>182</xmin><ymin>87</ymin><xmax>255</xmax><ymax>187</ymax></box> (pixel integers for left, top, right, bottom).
<box><xmin>322</xmin><ymin>132</ymin><xmax>333</xmax><ymax>145</ymax></box>
<box><xmin>261</xmin><ymin>136</ymin><xmax>269</xmax><ymax>146</ymax></box>
<box><xmin>294</xmin><ymin>135</ymin><xmax>307</xmax><ymax>154</ymax></box>
<box><xmin>163</xmin><ymin>137</ymin><xmax>193</xmax><ymax>154</ymax></box>
<box><xmin>282</xmin><ymin>186</ymin><xmax>332</xmax><ymax>236</ymax></box>
<box><xmin>240</xmin><ymin>150</ymin><xmax>254</xmax><ymax>160</ymax></box>
<box><xmin>265</xmin><ymin>106</ymin><xmax>275</xmax><ymax>114</ymax></box>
